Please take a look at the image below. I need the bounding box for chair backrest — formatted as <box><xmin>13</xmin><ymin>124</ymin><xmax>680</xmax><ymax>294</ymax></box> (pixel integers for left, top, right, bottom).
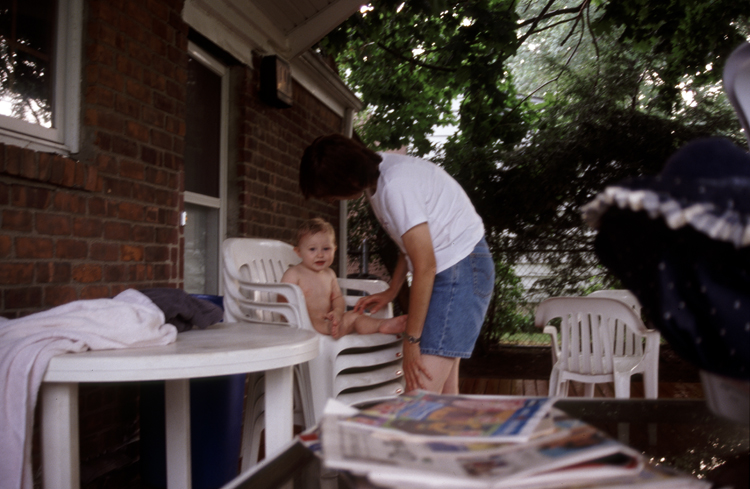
<box><xmin>588</xmin><ymin>289</ymin><xmax>641</xmax><ymax>314</ymax></box>
<box><xmin>724</xmin><ymin>42</ymin><xmax>750</xmax><ymax>148</ymax></box>
<box><xmin>588</xmin><ymin>290</ymin><xmax>646</xmax><ymax>357</ymax></box>
<box><xmin>223</xmin><ymin>237</ymin><xmax>299</xmax><ymax>285</ymax></box>
<box><xmin>535</xmin><ymin>297</ymin><xmax>644</xmax><ymax>376</ymax></box>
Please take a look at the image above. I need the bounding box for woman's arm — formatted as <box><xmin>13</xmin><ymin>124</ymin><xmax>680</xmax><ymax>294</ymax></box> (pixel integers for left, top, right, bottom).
<box><xmin>352</xmin><ymin>252</ymin><xmax>409</xmax><ymax>314</ymax></box>
<box><xmin>400</xmin><ymin>222</ymin><xmax>437</xmax><ymax>390</ymax></box>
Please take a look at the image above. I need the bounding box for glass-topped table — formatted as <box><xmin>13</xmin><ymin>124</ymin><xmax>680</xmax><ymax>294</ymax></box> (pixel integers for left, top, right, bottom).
<box><xmin>223</xmin><ymin>399</ymin><xmax>749</xmax><ymax>489</ymax></box>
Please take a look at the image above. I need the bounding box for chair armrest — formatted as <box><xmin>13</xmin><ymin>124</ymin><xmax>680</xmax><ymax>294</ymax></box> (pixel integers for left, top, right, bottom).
<box><xmin>227</xmin><ymin>295</ymin><xmax>313</xmax><ymax>330</ymax></box>
<box><xmin>224</xmin><ymin>268</ymin><xmax>307</xmax><ymax>305</ymax></box>
<box><xmin>337</xmin><ymin>278</ymin><xmax>394</xmax><ymax>319</ymax></box>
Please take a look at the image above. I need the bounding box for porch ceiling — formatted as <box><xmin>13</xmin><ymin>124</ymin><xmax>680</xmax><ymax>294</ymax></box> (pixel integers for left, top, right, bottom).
<box><xmin>192</xmin><ymin>0</ymin><xmax>364</xmax><ymax>60</ymax></box>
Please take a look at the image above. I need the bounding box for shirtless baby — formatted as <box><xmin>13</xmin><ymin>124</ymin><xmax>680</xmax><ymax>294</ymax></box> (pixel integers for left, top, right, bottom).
<box><xmin>281</xmin><ymin>218</ymin><xmax>407</xmax><ymax>339</ymax></box>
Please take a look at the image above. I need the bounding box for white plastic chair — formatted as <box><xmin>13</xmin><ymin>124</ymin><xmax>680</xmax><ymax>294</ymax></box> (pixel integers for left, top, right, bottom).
<box><xmin>723</xmin><ymin>41</ymin><xmax>750</xmax><ymax>148</ymax></box>
<box><xmin>536</xmin><ymin>296</ymin><xmax>660</xmax><ymax>399</ymax></box>
<box><xmin>222</xmin><ymin>238</ymin><xmax>405</xmax><ymax>467</ymax></box>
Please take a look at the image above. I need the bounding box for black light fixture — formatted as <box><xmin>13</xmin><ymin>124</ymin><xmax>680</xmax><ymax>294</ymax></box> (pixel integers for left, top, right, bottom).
<box><xmin>260</xmin><ymin>55</ymin><xmax>293</xmax><ymax>108</ymax></box>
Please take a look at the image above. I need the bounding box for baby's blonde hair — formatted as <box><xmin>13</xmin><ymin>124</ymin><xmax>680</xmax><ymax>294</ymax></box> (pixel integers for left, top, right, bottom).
<box><xmin>295</xmin><ymin>218</ymin><xmax>336</xmax><ymax>247</ymax></box>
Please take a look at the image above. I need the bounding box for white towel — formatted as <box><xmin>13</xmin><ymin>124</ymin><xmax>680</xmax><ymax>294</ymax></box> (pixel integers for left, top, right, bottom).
<box><xmin>0</xmin><ymin>289</ymin><xmax>178</xmax><ymax>489</ymax></box>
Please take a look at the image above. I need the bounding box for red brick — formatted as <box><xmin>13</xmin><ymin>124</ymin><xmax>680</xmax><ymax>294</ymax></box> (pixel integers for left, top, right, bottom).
<box><xmin>155</xmin><ymin>226</ymin><xmax>177</xmax><ymax>244</ymax></box>
<box><xmin>95</xmin><ymin>154</ymin><xmax>117</xmax><ymax>174</ymax></box>
<box><xmin>5</xmin><ymin>287</ymin><xmax>42</xmax><ymax>309</ymax></box>
<box><xmin>85</xmin><ymin>166</ymin><xmax>100</xmax><ymax>192</ymax></box>
<box><xmin>94</xmin><ymin>130</ymin><xmax>112</xmax><ymax>151</ymax></box>
<box><xmin>111</xmin><ymin>135</ymin><xmax>139</xmax><ymax>158</ymax></box>
<box><xmin>37</xmin><ymin>262</ymin><xmax>71</xmax><ymax>283</ymax></box>
<box><xmin>129</xmin><ymin>263</ymin><xmax>153</xmax><ymax>281</ymax></box>
<box><xmin>126</xmin><ymin>121</ymin><xmax>150</xmax><ymax>142</ymax></box>
<box><xmin>44</xmin><ymin>286</ymin><xmax>78</xmax><ymax>307</ymax></box>
<box><xmin>75</xmin><ymin>162</ymin><xmax>87</xmax><ymax>188</ymax></box>
<box><xmin>73</xmin><ymin>217</ymin><xmax>103</xmax><ymax>238</ymax></box>
<box><xmin>0</xmin><ymin>235</ymin><xmax>10</xmax><ymax>257</ymax></box>
<box><xmin>142</xmin><ymin>106</ymin><xmax>164</xmax><ymax>127</ymax></box>
<box><xmin>16</xmin><ymin>237</ymin><xmax>54</xmax><ymax>258</ymax></box>
<box><xmin>98</xmin><ymin>66</ymin><xmax>124</xmax><ymax>91</ymax></box>
<box><xmin>19</xmin><ymin>150</ymin><xmax>37</xmax><ymax>180</ymax></box>
<box><xmin>54</xmin><ymin>191</ymin><xmax>86</xmax><ymax>213</ymax></box>
<box><xmin>115</xmin><ymin>94</ymin><xmax>141</xmax><ymax>119</ymax></box>
<box><xmin>56</xmin><ymin>239</ymin><xmax>88</xmax><ymax>259</ymax></box>
<box><xmin>151</xmin><ymin>129</ymin><xmax>173</xmax><ymax>150</ymax></box>
<box><xmin>116</xmin><ymin>54</ymin><xmax>142</xmax><ymax>79</ymax></box>
<box><xmin>103</xmin><ymin>177</ymin><xmax>133</xmax><ymax>198</ymax></box>
<box><xmin>104</xmin><ymin>264</ymin><xmax>128</xmax><ymax>282</ymax></box>
<box><xmin>132</xmin><ymin>225</ymin><xmax>154</xmax><ymax>242</ymax></box>
<box><xmin>104</xmin><ymin>222</ymin><xmax>131</xmax><ymax>241</ymax></box>
<box><xmin>36</xmin><ymin>214</ymin><xmax>71</xmax><ymax>236</ymax></box>
<box><xmin>145</xmin><ymin>245</ymin><xmax>169</xmax><ymax>262</ymax></box>
<box><xmin>147</xmin><ymin>0</ymin><xmax>170</xmax><ymax>21</ymax></box>
<box><xmin>88</xmin><ymin>197</ymin><xmax>108</xmax><ymax>217</ymax></box>
<box><xmin>154</xmin><ymin>189</ymin><xmax>175</xmax><ymax>207</ymax></box>
<box><xmin>2</xmin><ymin>209</ymin><xmax>33</xmax><ymax>232</ymax></box>
<box><xmin>132</xmin><ymin>183</ymin><xmax>156</xmax><ymax>204</ymax></box>
<box><xmin>0</xmin><ymin>263</ymin><xmax>34</xmax><ymax>284</ymax></box>
<box><xmin>121</xmin><ymin>244</ymin><xmax>144</xmax><ymax>261</ymax></box>
<box><xmin>37</xmin><ymin>153</ymin><xmax>53</xmax><ymax>182</ymax></box>
<box><xmin>85</xmin><ymin>85</ymin><xmax>115</xmax><ymax>107</ymax></box>
<box><xmin>153</xmin><ymin>263</ymin><xmax>170</xmax><ymax>280</ymax></box>
<box><xmin>91</xmin><ymin>242</ymin><xmax>119</xmax><ymax>261</ymax></box>
<box><xmin>62</xmin><ymin>158</ymin><xmax>77</xmax><ymax>187</ymax></box>
<box><xmin>126</xmin><ymin>79</ymin><xmax>151</xmax><ymax>103</ymax></box>
<box><xmin>95</xmin><ymin>110</ymin><xmax>124</xmax><ymax>132</ymax></box>
<box><xmin>73</xmin><ymin>264</ymin><xmax>103</xmax><ymax>283</ymax></box>
<box><xmin>87</xmin><ymin>43</ymin><xmax>115</xmax><ymax>66</ymax></box>
<box><xmin>145</xmin><ymin>206</ymin><xmax>159</xmax><ymax>223</ymax></box>
<box><xmin>80</xmin><ymin>285</ymin><xmax>111</xmax><ymax>300</ymax></box>
<box><xmin>12</xmin><ymin>186</ymin><xmax>51</xmax><ymax>209</ymax></box>
<box><xmin>119</xmin><ymin>202</ymin><xmax>144</xmax><ymax>221</ymax></box>
<box><xmin>120</xmin><ymin>160</ymin><xmax>145</xmax><ymax>180</ymax></box>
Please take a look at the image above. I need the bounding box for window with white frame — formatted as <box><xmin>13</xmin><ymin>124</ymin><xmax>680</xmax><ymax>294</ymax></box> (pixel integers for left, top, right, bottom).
<box><xmin>182</xmin><ymin>42</ymin><xmax>228</xmax><ymax>295</ymax></box>
<box><xmin>0</xmin><ymin>0</ymin><xmax>82</xmax><ymax>154</ymax></box>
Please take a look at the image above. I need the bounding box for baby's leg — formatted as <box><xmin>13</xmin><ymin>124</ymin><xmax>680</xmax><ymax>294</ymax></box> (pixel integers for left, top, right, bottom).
<box><xmin>350</xmin><ymin>313</ymin><xmax>407</xmax><ymax>335</ymax></box>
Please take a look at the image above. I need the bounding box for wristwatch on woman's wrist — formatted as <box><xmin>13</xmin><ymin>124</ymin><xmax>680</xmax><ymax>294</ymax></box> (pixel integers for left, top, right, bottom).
<box><xmin>404</xmin><ymin>334</ymin><xmax>421</xmax><ymax>344</ymax></box>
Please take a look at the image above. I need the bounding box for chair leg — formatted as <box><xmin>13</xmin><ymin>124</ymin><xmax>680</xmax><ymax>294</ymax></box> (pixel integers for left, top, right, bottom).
<box><xmin>583</xmin><ymin>383</ymin><xmax>595</xmax><ymax>398</ymax></box>
<box><xmin>548</xmin><ymin>369</ymin><xmax>560</xmax><ymax>397</ymax></box>
<box><xmin>613</xmin><ymin>373</ymin><xmax>632</xmax><ymax>399</ymax></box>
<box><xmin>643</xmin><ymin>372</ymin><xmax>659</xmax><ymax>399</ymax></box>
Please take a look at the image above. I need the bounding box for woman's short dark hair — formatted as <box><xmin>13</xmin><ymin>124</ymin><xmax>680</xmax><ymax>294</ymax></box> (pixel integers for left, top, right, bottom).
<box><xmin>299</xmin><ymin>134</ymin><xmax>382</xmax><ymax>199</ymax></box>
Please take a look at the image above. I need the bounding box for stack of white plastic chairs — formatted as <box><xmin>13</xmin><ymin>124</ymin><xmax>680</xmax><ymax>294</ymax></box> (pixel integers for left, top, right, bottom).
<box><xmin>221</xmin><ymin>238</ymin><xmax>405</xmax><ymax>468</ymax></box>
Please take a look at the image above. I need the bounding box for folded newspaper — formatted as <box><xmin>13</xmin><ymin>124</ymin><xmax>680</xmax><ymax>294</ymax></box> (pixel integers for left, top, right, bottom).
<box><xmin>318</xmin><ymin>392</ymin><xmax>711</xmax><ymax>489</ymax></box>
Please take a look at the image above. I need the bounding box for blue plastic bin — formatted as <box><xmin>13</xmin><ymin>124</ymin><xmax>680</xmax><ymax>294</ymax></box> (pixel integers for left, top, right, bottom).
<box><xmin>140</xmin><ymin>294</ymin><xmax>245</xmax><ymax>489</ymax></box>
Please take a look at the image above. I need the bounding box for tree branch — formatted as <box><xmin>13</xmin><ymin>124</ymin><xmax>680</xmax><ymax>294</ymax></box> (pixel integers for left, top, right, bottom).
<box><xmin>374</xmin><ymin>41</ymin><xmax>456</xmax><ymax>72</ymax></box>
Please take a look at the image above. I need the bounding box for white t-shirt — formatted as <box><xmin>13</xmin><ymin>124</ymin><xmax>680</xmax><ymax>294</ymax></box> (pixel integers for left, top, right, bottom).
<box><xmin>367</xmin><ymin>153</ymin><xmax>485</xmax><ymax>273</ymax></box>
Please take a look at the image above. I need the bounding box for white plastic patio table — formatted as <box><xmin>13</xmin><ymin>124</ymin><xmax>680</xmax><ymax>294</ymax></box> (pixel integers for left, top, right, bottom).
<box><xmin>40</xmin><ymin>321</ymin><xmax>319</xmax><ymax>489</ymax></box>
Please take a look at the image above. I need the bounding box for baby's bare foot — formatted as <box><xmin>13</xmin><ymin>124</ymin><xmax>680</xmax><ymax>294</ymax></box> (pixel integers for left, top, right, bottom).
<box><xmin>379</xmin><ymin>315</ymin><xmax>408</xmax><ymax>334</ymax></box>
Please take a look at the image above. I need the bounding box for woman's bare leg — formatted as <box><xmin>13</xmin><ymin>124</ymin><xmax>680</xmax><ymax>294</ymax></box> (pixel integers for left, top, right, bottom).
<box><xmin>419</xmin><ymin>355</ymin><xmax>461</xmax><ymax>394</ymax></box>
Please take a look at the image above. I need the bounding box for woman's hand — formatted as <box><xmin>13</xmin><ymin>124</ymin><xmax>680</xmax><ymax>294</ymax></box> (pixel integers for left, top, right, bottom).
<box><xmin>353</xmin><ymin>291</ymin><xmax>393</xmax><ymax>314</ymax></box>
<box><xmin>402</xmin><ymin>341</ymin><xmax>432</xmax><ymax>391</ymax></box>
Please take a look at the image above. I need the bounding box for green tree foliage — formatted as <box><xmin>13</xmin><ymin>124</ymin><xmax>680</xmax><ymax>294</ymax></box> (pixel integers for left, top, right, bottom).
<box><xmin>323</xmin><ymin>0</ymin><xmax>748</xmax><ymax>344</ymax></box>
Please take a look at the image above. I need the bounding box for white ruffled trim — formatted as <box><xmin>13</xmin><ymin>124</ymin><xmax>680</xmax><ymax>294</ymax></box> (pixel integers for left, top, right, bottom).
<box><xmin>582</xmin><ymin>186</ymin><xmax>750</xmax><ymax>248</ymax></box>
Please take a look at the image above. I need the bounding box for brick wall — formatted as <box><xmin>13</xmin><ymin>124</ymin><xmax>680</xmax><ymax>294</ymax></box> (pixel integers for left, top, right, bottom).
<box><xmin>1</xmin><ymin>0</ymin><xmax>346</xmax><ymax>486</ymax></box>
<box><xmin>235</xmin><ymin>55</ymin><xmax>342</xmax><ymax>247</ymax></box>
<box><xmin>0</xmin><ymin>0</ymin><xmax>188</xmax><ymax>319</ymax></box>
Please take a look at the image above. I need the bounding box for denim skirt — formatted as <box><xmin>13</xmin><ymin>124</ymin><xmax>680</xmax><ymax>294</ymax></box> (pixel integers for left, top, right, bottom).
<box><xmin>420</xmin><ymin>237</ymin><xmax>495</xmax><ymax>358</ymax></box>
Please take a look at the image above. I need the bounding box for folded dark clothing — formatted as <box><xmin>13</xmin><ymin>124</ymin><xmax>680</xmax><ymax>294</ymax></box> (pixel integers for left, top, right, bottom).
<box><xmin>140</xmin><ymin>288</ymin><xmax>224</xmax><ymax>333</ymax></box>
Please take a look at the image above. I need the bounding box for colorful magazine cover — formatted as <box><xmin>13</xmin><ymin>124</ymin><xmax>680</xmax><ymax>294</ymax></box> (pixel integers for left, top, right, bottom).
<box><xmin>323</xmin><ymin>408</ymin><xmax>645</xmax><ymax>489</ymax></box>
<box><xmin>342</xmin><ymin>391</ymin><xmax>556</xmax><ymax>442</ymax></box>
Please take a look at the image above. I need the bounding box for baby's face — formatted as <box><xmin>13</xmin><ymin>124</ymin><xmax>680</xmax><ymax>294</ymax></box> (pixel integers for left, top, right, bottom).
<box><xmin>295</xmin><ymin>232</ymin><xmax>336</xmax><ymax>272</ymax></box>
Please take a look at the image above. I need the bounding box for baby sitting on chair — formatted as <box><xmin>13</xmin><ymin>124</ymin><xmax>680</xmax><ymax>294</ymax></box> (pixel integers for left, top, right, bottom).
<box><xmin>281</xmin><ymin>218</ymin><xmax>407</xmax><ymax>339</ymax></box>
